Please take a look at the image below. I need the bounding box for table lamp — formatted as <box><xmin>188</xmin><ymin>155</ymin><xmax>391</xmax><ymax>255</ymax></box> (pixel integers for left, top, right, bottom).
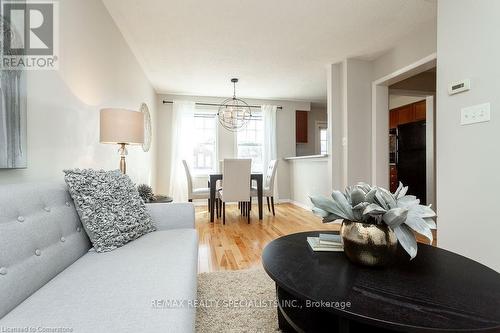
<box><xmin>100</xmin><ymin>108</ymin><xmax>144</xmax><ymax>174</ymax></box>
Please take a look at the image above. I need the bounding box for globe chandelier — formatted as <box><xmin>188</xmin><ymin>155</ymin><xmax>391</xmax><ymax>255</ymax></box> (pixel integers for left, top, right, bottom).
<box><xmin>217</xmin><ymin>78</ymin><xmax>252</xmax><ymax>131</ymax></box>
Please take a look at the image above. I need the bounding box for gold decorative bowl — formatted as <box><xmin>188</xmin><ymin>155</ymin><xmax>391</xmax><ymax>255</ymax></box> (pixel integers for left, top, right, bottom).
<box><xmin>340</xmin><ymin>220</ymin><xmax>398</xmax><ymax>267</ymax></box>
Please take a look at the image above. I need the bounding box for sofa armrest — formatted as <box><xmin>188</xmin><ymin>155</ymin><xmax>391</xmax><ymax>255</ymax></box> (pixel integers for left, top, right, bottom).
<box><xmin>146</xmin><ymin>203</ymin><xmax>195</xmax><ymax>231</ymax></box>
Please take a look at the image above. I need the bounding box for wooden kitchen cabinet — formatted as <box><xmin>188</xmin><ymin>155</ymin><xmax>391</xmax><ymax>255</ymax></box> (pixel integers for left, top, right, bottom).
<box><xmin>389</xmin><ymin>110</ymin><xmax>399</xmax><ymax>129</ymax></box>
<box><xmin>296</xmin><ymin>111</ymin><xmax>308</xmax><ymax>143</ymax></box>
<box><xmin>390</xmin><ymin>100</ymin><xmax>426</xmax><ymax>128</ymax></box>
<box><xmin>414</xmin><ymin>100</ymin><xmax>426</xmax><ymax>120</ymax></box>
<box><xmin>397</xmin><ymin>104</ymin><xmax>415</xmax><ymax>125</ymax></box>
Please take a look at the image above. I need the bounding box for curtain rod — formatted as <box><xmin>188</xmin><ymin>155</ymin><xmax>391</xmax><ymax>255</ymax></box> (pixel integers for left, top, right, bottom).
<box><xmin>162</xmin><ymin>100</ymin><xmax>283</xmax><ymax>110</ymax></box>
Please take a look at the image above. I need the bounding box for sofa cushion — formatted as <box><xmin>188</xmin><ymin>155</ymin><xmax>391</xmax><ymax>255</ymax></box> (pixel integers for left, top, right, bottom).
<box><xmin>0</xmin><ymin>229</ymin><xmax>198</xmax><ymax>333</ymax></box>
<box><xmin>0</xmin><ymin>183</ymin><xmax>91</xmax><ymax>319</ymax></box>
<box><xmin>64</xmin><ymin>169</ymin><xmax>156</xmax><ymax>253</ymax></box>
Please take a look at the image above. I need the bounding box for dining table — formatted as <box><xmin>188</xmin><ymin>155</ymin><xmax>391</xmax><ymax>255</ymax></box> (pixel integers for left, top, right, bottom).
<box><xmin>209</xmin><ymin>173</ymin><xmax>263</xmax><ymax>222</ymax></box>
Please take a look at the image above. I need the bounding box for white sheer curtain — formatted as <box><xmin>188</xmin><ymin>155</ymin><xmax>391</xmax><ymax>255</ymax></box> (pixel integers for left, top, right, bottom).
<box><xmin>262</xmin><ymin>104</ymin><xmax>279</xmax><ymax>201</ymax></box>
<box><xmin>169</xmin><ymin>100</ymin><xmax>196</xmax><ymax>202</ymax></box>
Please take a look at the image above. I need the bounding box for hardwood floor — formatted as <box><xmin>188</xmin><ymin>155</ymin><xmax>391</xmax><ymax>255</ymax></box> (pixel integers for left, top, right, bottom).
<box><xmin>196</xmin><ymin>203</ymin><xmax>339</xmax><ymax>273</ymax></box>
<box><xmin>195</xmin><ymin>203</ymin><xmax>436</xmax><ymax>273</ymax></box>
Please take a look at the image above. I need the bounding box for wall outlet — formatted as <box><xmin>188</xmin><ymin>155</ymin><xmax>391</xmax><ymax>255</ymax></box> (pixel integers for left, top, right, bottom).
<box><xmin>460</xmin><ymin>103</ymin><xmax>491</xmax><ymax>125</ymax></box>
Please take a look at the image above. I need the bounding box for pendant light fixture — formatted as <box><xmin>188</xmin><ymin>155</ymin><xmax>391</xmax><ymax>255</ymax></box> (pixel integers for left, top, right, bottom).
<box><xmin>217</xmin><ymin>78</ymin><xmax>252</xmax><ymax>131</ymax></box>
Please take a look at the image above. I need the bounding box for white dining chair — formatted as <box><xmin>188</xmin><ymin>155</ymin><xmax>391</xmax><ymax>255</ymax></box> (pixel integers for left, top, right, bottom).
<box><xmin>217</xmin><ymin>159</ymin><xmax>252</xmax><ymax>224</ymax></box>
<box><xmin>182</xmin><ymin>160</ymin><xmax>212</xmax><ymax>210</ymax></box>
<box><xmin>251</xmin><ymin>159</ymin><xmax>278</xmax><ymax>216</ymax></box>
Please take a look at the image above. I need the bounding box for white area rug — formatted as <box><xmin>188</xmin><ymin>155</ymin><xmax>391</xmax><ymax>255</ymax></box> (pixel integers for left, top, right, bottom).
<box><xmin>196</xmin><ymin>268</ymin><xmax>280</xmax><ymax>333</ymax></box>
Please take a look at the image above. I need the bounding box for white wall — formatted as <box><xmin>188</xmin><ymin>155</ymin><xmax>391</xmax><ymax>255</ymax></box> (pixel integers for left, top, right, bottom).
<box><xmin>326</xmin><ymin>59</ymin><xmax>373</xmax><ymax>191</ymax></box>
<box><xmin>288</xmin><ymin>157</ymin><xmax>329</xmax><ymax>208</ymax></box>
<box><xmin>326</xmin><ymin>17</ymin><xmax>437</xmax><ymax>191</ymax></box>
<box><xmin>436</xmin><ymin>0</ymin><xmax>500</xmax><ymax>271</ymax></box>
<box><xmin>345</xmin><ymin>59</ymin><xmax>373</xmax><ymax>185</ymax></box>
<box><xmin>296</xmin><ymin>105</ymin><xmax>327</xmax><ymax>157</ymax></box>
<box><xmin>372</xmin><ymin>85</ymin><xmax>389</xmax><ymax>188</ymax></box>
<box><xmin>372</xmin><ymin>20</ymin><xmax>437</xmax><ymax>81</ymax></box>
<box><xmin>302</xmin><ymin>19</ymin><xmax>437</xmax><ymax>204</ymax></box>
<box><xmin>327</xmin><ymin>63</ymin><xmax>344</xmax><ymax>191</ymax></box>
<box><xmin>0</xmin><ymin>0</ymin><xmax>157</xmax><ymax>187</ymax></box>
<box><xmin>369</xmin><ymin>19</ymin><xmax>437</xmax><ymax>188</ymax></box>
<box><xmin>156</xmin><ymin>94</ymin><xmax>310</xmax><ymax>200</ymax></box>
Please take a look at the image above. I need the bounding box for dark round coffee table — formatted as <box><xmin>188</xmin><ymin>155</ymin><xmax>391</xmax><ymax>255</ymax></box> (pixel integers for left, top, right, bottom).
<box><xmin>262</xmin><ymin>231</ymin><xmax>500</xmax><ymax>333</ymax></box>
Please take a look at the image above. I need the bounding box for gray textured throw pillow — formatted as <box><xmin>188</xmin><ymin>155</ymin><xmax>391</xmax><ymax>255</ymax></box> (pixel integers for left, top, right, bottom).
<box><xmin>64</xmin><ymin>169</ymin><xmax>156</xmax><ymax>253</ymax></box>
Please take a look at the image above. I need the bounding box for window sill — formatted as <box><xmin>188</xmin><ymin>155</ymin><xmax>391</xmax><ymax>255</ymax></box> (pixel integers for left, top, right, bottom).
<box><xmin>283</xmin><ymin>154</ymin><xmax>328</xmax><ymax>161</ymax></box>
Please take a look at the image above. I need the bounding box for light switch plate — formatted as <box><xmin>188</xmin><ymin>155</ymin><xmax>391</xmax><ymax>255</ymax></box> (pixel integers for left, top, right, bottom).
<box><xmin>461</xmin><ymin>103</ymin><xmax>491</xmax><ymax>125</ymax></box>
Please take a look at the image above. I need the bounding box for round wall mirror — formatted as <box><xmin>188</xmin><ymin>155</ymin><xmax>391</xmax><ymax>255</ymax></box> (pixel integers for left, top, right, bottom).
<box><xmin>140</xmin><ymin>103</ymin><xmax>152</xmax><ymax>152</ymax></box>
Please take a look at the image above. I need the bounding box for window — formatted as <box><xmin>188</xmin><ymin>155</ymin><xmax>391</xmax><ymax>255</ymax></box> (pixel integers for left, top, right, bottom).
<box><xmin>237</xmin><ymin>112</ymin><xmax>264</xmax><ymax>172</ymax></box>
<box><xmin>316</xmin><ymin>121</ymin><xmax>328</xmax><ymax>155</ymax></box>
<box><xmin>320</xmin><ymin>128</ymin><xmax>328</xmax><ymax>154</ymax></box>
<box><xmin>192</xmin><ymin>113</ymin><xmax>217</xmax><ymax>174</ymax></box>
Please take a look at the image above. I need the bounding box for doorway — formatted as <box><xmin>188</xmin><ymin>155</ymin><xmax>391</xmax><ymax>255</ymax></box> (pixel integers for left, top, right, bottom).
<box><xmin>371</xmin><ymin>54</ymin><xmax>436</xmax><ymax>209</ymax></box>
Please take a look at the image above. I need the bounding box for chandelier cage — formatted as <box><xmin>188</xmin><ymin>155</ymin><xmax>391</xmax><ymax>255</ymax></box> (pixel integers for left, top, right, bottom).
<box><xmin>217</xmin><ymin>78</ymin><xmax>252</xmax><ymax>131</ymax></box>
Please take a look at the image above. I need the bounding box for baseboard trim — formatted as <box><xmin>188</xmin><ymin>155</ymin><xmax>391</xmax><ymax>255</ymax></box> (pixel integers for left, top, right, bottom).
<box><xmin>193</xmin><ymin>198</ymin><xmax>292</xmax><ymax>205</ymax></box>
<box><xmin>191</xmin><ymin>198</ymin><xmax>312</xmax><ymax>210</ymax></box>
<box><xmin>287</xmin><ymin>200</ymin><xmax>312</xmax><ymax>211</ymax></box>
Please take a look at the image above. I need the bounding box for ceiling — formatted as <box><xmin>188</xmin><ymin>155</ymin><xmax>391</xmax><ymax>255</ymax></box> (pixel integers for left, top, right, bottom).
<box><xmin>103</xmin><ymin>0</ymin><xmax>436</xmax><ymax>101</ymax></box>
<box><xmin>390</xmin><ymin>67</ymin><xmax>436</xmax><ymax>93</ymax></box>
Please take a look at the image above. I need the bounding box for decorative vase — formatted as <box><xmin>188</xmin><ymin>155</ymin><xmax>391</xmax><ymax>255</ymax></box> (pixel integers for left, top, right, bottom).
<box><xmin>340</xmin><ymin>220</ymin><xmax>398</xmax><ymax>267</ymax></box>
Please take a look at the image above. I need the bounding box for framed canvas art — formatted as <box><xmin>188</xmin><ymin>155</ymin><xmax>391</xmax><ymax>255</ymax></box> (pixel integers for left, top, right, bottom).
<box><xmin>0</xmin><ymin>69</ymin><xmax>27</xmax><ymax>169</ymax></box>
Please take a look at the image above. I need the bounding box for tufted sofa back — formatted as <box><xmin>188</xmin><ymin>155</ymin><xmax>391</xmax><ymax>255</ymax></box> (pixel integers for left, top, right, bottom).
<box><xmin>0</xmin><ymin>182</ymin><xmax>91</xmax><ymax>318</ymax></box>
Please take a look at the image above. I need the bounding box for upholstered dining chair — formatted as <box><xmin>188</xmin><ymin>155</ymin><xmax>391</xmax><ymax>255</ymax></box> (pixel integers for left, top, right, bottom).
<box><xmin>217</xmin><ymin>159</ymin><xmax>252</xmax><ymax>224</ymax></box>
<box><xmin>251</xmin><ymin>159</ymin><xmax>278</xmax><ymax>216</ymax></box>
<box><xmin>182</xmin><ymin>160</ymin><xmax>211</xmax><ymax>209</ymax></box>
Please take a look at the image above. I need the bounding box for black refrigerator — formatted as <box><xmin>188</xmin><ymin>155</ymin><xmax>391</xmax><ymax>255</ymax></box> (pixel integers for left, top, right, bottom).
<box><xmin>396</xmin><ymin>121</ymin><xmax>426</xmax><ymax>204</ymax></box>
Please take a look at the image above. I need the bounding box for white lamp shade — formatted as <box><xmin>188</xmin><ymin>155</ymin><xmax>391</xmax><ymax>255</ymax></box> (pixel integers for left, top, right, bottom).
<box><xmin>100</xmin><ymin>108</ymin><xmax>144</xmax><ymax>145</ymax></box>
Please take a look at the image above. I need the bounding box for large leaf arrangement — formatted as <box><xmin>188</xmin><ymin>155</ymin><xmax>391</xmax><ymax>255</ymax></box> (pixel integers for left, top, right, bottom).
<box><xmin>310</xmin><ymin>182</ymin><xmax>436</xmax><ymax>259</ymax></box>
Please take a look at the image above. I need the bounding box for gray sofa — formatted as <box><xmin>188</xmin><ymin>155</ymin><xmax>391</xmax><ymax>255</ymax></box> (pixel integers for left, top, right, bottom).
<box><xmin>0</xmin><ymin>183</ymin><xmax>198</xmax><ymax>332</ymax></box>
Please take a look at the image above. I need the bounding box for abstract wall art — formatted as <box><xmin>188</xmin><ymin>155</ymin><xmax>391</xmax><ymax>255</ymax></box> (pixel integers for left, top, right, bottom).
<box><xmin>0</xmin><ymin>69</ymin><xmax>27</xmax><ymax>169</ymax></box>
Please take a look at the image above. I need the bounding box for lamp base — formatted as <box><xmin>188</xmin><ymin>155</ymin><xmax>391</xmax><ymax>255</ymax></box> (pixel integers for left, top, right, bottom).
<box><xmin>118</xmin><ymin>143</ymin><xmax>128</xmax><ymax>174</ymax></box>
<box><xmin>120</xmin><ymin>156</ymin><xmax>126</xmax><ymax>174</ymax></box>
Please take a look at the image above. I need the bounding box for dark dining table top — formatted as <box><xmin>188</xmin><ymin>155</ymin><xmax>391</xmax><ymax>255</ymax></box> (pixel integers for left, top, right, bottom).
<box><xmin>262</xmin><ymin>231</ymin><xmax>500</xmax><ymax>333</ymax></box>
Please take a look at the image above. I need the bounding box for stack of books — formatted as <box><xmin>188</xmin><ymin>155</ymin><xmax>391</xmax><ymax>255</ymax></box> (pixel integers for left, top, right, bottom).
<box><xmin>307</xmin><ymin>233</ymin><xmax>343</xmax><ymax>252</ymax></box>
